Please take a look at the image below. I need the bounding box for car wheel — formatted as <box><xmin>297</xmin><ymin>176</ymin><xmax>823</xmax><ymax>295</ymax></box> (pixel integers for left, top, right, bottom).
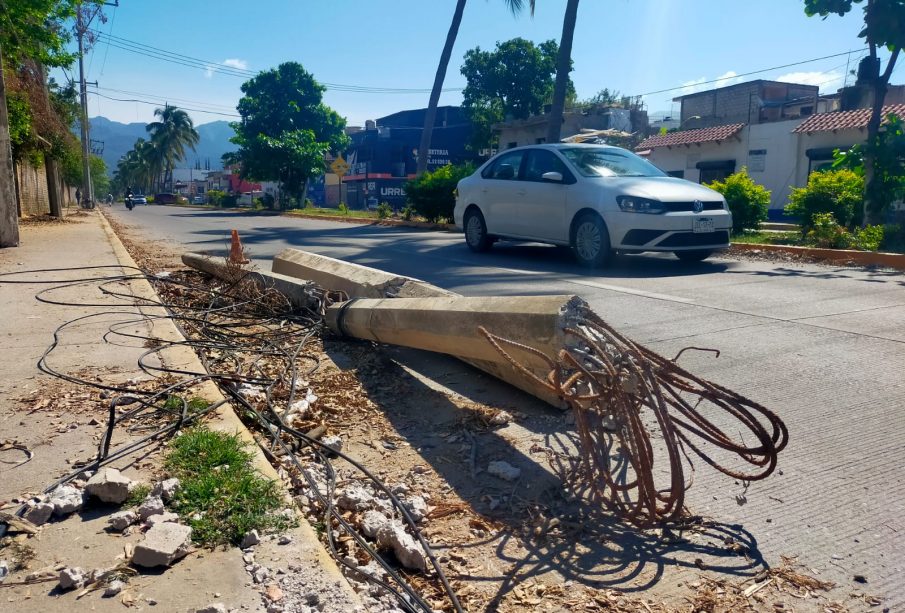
<box><xmin>674</xmin><ymin>249</ymin><xmax>713</xmax><ymax>262</ymax></box>
<box><xmin>571</xmin><ymin>214</ymin><xmax>611</xmax><ymax>267</ymax></box>
<box><xmin>464</xmin><ymin>208</ymin><xmax>492</xmax><ymax>253</ymax></box>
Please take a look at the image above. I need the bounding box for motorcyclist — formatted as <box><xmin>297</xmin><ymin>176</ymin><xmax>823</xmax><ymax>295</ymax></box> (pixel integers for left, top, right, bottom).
<box><xmin>125</xmin><ymin>187</ymin><xmax>134</xmax><ymax>210</ymax></box>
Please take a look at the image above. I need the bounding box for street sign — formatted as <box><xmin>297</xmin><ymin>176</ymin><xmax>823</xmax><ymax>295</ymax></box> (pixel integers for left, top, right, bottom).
<box><xmin>330</xmin><ymin>156</ymin><xmax>349</xmax><ymax>177</ymax></box>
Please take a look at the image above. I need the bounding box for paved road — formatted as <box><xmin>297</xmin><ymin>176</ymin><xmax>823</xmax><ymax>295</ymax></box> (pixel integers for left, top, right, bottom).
<box><xmin>109</xmin><ymin>204</ymin><xmax>905</xmax><ymax>606</ymax></box>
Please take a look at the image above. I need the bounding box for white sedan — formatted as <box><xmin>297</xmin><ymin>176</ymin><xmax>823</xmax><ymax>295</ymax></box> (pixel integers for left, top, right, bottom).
<box><xmin>453</xmin><ymin>144</ymin><xmax>732</xmax><ymax>266</ymax></box>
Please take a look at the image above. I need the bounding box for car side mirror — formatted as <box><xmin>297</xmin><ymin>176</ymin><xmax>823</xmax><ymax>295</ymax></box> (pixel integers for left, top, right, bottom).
<box><xmin>541</xmin><ymin>171</ymin><xmax>563</xmax><ymax>182</ymax></box>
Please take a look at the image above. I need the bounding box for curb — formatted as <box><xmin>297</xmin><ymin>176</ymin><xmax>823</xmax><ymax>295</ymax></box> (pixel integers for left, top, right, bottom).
<box><xmin>96</xmin><ymin>211</ymin><xmax>362</xmax><ymax>606</ymax></box>
<box><xmin>731</xmin><ymin>241</ymin><xmax>905</xmax><ymax>270</ymax></box>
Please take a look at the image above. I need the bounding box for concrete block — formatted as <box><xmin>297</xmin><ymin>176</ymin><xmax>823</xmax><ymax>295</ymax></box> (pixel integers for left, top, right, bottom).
<box><xmin>138</xmin><ymin>495</ymin><xmax>165</xmax><ymax>521</ymax></box>
<box><xmin>86</xmin><ymin>468</ymin><xmax>134</xmax><ymax>504</ymax></box>
<box><xmin>49</xmin><ymin>485</ymin><xmax>85</xmax><ymax>516</ymax></box>
<box><xmin>376</xmin><ymin>522</ymin><xmax>426</xmax><ymax>572</ymax></box>
<box><xmin>23</xmin><ymin>501</ymin><xmax>54</xmax><ymax>526</ymax></box>
<box><xmin>131</xmin><ymin>523</ymin><xmax>192</xmax><ymax>567</ymax></box>
<box><xmin>360</xmin><ymin>510</ymin><xmax>390</xmax><ymax>539</ymax></box>
<box><xmin>151</xmin><ymin>477</ymin><xmax>180</xmax><ymax>501</ymax></box>
<box><xmin>58</xmin><ymin>567</ymin><xmax>85</xmax><ymax>590</ymax></box>
<box><xmin>107</xmin><ymin>510</ymin><xmax>137</xmax><ymax>532</ymax></box>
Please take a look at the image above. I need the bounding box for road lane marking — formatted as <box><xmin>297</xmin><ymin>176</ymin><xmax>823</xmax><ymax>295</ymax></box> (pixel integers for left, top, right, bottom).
<box><xmin>566</xmin><ymin>279</ymin><xmax>696</xmax><ymax>304</ymax></box>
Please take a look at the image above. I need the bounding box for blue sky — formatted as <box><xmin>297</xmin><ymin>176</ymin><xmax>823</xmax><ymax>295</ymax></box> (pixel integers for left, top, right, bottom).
<box><xmin>70</xmin><ymin>0</ymin><xmax>897</xmax><ymax>127</ymax></box>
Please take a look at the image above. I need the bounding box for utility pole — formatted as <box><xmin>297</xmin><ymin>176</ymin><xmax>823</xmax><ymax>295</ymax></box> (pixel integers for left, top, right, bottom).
<box><xmin>76</xmin><ymin>9</ymin><xmax>93</xmax><ymax>208</ymax></box>
<box><xmin>0</xmin><ymin>42</ymin><xmax>19</xmax><ymax>247</ymax></box>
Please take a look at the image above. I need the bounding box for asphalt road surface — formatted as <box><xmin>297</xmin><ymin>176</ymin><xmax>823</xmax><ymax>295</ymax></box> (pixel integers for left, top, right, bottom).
<box><xmin>109</xmin><ymin>204</ymin><xmax>905</xmax><ymax>606</ymax></box>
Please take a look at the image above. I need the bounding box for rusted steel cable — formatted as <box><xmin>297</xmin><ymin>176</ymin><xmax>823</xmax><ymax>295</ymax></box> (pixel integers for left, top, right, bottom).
<box><xmin>479</xmin><ymin>303</ymin><xmax>788</xmax><ymax>527</ymax></box>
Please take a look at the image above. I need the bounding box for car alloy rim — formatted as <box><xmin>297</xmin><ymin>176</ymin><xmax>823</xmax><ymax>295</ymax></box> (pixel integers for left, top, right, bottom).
<box><xmin>466</xmin><ymin>215</ymin><xmax>483</xmax><ymax>245</ymax></box>
<box><xmin>575</xmin><ymin>221</ymin><xmax>602</xmax><ymax>260</ymax></box>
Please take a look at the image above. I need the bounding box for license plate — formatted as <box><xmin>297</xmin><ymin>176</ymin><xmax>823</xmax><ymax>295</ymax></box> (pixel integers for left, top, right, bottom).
<box><xmin>693</xmin><ymin>217</ymin><xmax>714</xmax><ymax>233</ymax></box>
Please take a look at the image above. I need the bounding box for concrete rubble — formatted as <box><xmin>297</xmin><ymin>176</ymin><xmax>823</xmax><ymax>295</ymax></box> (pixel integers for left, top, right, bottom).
<box><xmin>360</xmin><ymin>510</ymin><xmax>390</xmax><ymax>539</ymax></box>
<box><xmin>145</xmin><ymin>511</ymin><xmax>180</xmax><ymax>527</ymax></box>
<box><xmin>85</xmin><ymin>468</ymin><xmax>134</xmax><ymax>504</ymax></box>
<box><xmin>487</xmin><ymin>460</ymin><xmax>521</xmax><ymax>482</ymax></box>
<box><xmin>107</xmin><ymin>509</ymin><xmax>138</xmax><ymax>532</ymax></box>
<box><xmin>336</xmin><ymin>486</ymin><xmax>374</xmax><ymax>512</ymax></box>
<box><xmin>58</xmin><ymin>566</ymin><xmax>86</xmax><ymax>590</ymax></box>
<box><xmin>49</xmin><ymin>485</ymin><xmax>85</xmax><ymax>516</ymax></box>
<box><xmin>151</xmin><ymin>477</ymin><xmax>181</xmax><ymax>501</ymax></box>
<box><xmin>22</xmin><ymin>500</ymin><xmax>54</xmax><ymax>526</ymax></box>
<box><xmin>138</xmin><ymin>495</ymin><xmax>165</xmax><ymax>520</ymax></box>
<box><xmin>241</xmin><ymin>529</ymin><xmax>260</xmax><ymax>548</ymax></box>
<box><xmin>320</xmin><ymin>434</ymin><xmax>343</xmax><ymax>454</ymax></box>
<box><xmin>103</xmin><ymin>579</ymin><xmax>124</xmax><ymax>597</ymax></box>
<box><xmin>375</xmin><ymin>522</ymin><xmax>427</xmax><ymax>572</ymax></box>
<box><xmin>131</xmin><ymin>522</ymin><xmax>193</xmax><ymax>567</ymax></box>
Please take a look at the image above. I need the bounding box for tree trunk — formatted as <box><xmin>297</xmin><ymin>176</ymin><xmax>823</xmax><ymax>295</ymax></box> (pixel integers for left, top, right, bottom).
<box><xmin>416</xmin><ymin>0</ymin><xmax>467</xmax><ymax>177</ymax></box>
<box><xmin>862</xmin><ymin>47</ymin><xmax>900</xmax><ymax>226</ymax></box>
<box><xmin>0</xmin><ymin>44</ymin><xmax>20</xmax><ymax>247</ymax></box>
<box><xmin>546</xmin><ymin>0</ymin><xmax>580</xmax><ymax>144</ymax></box>
<box><xmin>45</xmin><ymin>153</ymin><xmax>63</xmax><ymax>218</ymax></box>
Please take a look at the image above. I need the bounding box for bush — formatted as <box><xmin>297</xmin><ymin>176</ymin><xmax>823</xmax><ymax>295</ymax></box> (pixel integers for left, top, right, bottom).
<box><xmin>806</xmin><ymin>212</ymin><xmax>853</xmax><ymax>249</ymax></box>
<box><xmin>404</xmin><ymin>163</ymin><xmax>474</xmax><ymax>223</ymax></box>
<box><xmin>337</xmin><ymin>202</ymin><xmax>350</xmax><ymax>215</ymax></box>
<box><xmin>401</xmin><ymin>205</ymin><xmax>415</xmax><ymax>221</ymax></box>
<box><xmin>786</xmin><ymin>169</ymin><xmax>863</xmax><ymax>231</ymax></box>
<box><xmin>852</xmin><ymin>225</ymin><xmax>884</xmax><ymax>251</ymax></box>
<box><xmin>376</xmin><ymin>202</ymin><xmax>393</xmax><ymax>219</ymax></box>
<box><xmin>221</xmin><ymin>194</ymin><xmax>238</xmax><ymax>207</ymax></box>
<box><xmin>705</xmin><ymin>168</ymin><xmax>770</xmax><ymax>234</ymax></box>
<box><xmin>146</xmin><ymin>195</ymin><xmax>155</xmax><ymax>204</ymax></box>
<box><xmin>207</xmin><ymin>189</ymin><xmax>226</xmax><ymax>206</ymax></box>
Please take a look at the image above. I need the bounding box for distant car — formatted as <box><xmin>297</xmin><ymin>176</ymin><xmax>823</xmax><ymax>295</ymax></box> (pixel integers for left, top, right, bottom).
<box><xmin>453</xmin><ymin>143</ymin><xmax>732</xmax><ymax>266</ymax></box>
<box><xmin>131</xmin><ymin>194</ymin><xmax>147</xmax><ymax>205</ymax></box>
<box><xmin>155</xmin><ymin>193</ymin><xmax>178</xmax><ymax>204</ymax></box>
<box><xmin>192</xmin><ymin>195</ymin><xmax>204</xmax><ymax>204</ymax></box>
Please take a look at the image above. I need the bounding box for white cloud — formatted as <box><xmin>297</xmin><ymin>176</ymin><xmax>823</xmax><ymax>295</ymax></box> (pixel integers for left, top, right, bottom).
<box><xmin>776</xmin><ymin>70</ymin><xmax>845</xmax><ymax>92</ymax></box>
<box><xmin>222</xmin><ymin>58</ymin><xmax>248</xmax><ymax>70</ymax></box>
<box><xmin>678</xmin><ymin>71</ymin><xmax>742</xmax><ymax>97</ymax></box>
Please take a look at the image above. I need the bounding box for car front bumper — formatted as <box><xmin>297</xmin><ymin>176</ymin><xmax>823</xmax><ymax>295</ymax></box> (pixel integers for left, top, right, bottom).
<box><xmin>608</xmin><ymin>211</ymin><xmax>732</xmax><ymax>251</ymax></box>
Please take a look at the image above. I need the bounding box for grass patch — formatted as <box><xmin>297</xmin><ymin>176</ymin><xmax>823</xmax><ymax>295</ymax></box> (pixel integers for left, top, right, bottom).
<box><xmin>124</xmin><ymin>483</ymin><xmax>151</xmax><ymax>507</ymax></box>
<box><xmin>733</xmin><ymin>230</ymin><xmax>803</xmax><ymax>246</ymax></box>
<box><xmin>288</xmin><ymin>206</ymin><xmax>379</xmax><ymax>220</ymax></box>
<box><xmin>162</xmin><ymin>395</ymin><xmax>213</xmax><ymax>414</ymax></box>
<box><xmin>165</xmin><ymin>428</ymin><xmax>289</xmax><ymax>547</ymax></box>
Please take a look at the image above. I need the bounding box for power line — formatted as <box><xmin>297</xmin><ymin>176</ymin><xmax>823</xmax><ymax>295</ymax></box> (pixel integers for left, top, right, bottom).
<box><xmin>92</xmin><ymin>31</ymin><xmax>465</xmax><ymax>93</ymax></box>
<box><xmin>92</xmin><ymin>85</ymin><xmax>239</xmax><ymax>111</ymax></box>
<box><xmin>88</xmin><ymin>90</ymin><xmax>242</xmax><ymax>118</ymax></box>
<box><xmin>633</xmin><ymin>49</ymin><xmax>865</xmax><ymax>99</ymax></box>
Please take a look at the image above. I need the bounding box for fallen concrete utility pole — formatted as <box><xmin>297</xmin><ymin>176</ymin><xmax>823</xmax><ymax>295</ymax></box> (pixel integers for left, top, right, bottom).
<box><xmin>326</xmin><ymin>294</ymin><xmax>584</xmax><ymax>374</ymax></box>
<box><xmin>272</xmin><ymin>248</ymin><xmax>565</xmax><ymax>407</ymax></box>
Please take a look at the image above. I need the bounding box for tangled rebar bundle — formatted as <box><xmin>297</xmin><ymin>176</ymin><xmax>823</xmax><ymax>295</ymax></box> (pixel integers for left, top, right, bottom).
<box><xmin>481</xmin><ymin>303</ymin><xmax>789</xmax><ymax>528</ymax></box>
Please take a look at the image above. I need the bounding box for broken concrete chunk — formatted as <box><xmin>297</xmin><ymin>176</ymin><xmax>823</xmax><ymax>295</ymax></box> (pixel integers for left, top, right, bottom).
<box><xmin>138</xmin><ymin>495</ymin><xmax>165</xmax><ymax>521</ymax></box>
<box><xmin>23</xmin><ymin>501</ymin><xmax>54</xmax><ymax>526</ymax></box>
<box><xmin>195</xmin><ymin>605</ymin><xmax>227</xmax><ymax>613</ymax></box>
<box><xmin>277</xmin><ymin>535</ymin><xmax>292</xmax><ymax>545</ymax></box>
<box><xmin>131</xmin><ymin>523</ymin><xmax>192</xmax><ymax>568</ymax></box>
<box><xmin>405</xmin><ymin>496</ymin><xmax>429</xmax><ymax>523</ymax></box>
<box><xmin>487</xmin><ymin>460</ymin><xmax>521</xmax><ymax>482</ymax></box>
<box><xmin>489</xmin><ymin>410</ymin><xmax>513</xmax><ymax>425</ymax></box>
<box><xmin>58</xmin><ymin>566</ymin><xmax>86</xmax><ymax>590</ymax></box>
<box><xmin>107</xmin><ymin>510</ymin><xmax>138</xmax><ymax>532</ymax></box>
<box><xmin>321</xmin><ymin>435</ymin><xmax>342</xmax><ymax>454</ymax></box>
<box><xmin>103</xmin><ymin>579</ymin><xmax>124</xmax><ymax>597</ymax></box>
<box><xmin>376</xmin><ymin>522</ymin><xmax>427</xmax><ymax>572</ymax></box>
<box><xmin>145</xmin><ymin>512</ymin><xmax>179</xmax><ymax>527</ymax></box>
<box><xmin>360</xmin><ymin>510</ymin><xmax>390</xmax><ymax>539</ymax></box>
<box><xmin>241</xmin><ymin>529</ymin><xmax>260</xmax><ymax>548</ymax></box>
<box><xmin>49</xmin><ymin>485</ymin><xmax>85</xmax><ymax>516</ymax></box>
<box><xmin>151</xmin><ymin>478</ymin><xmax>180</xmax><ymax>502</ymax></box>
<box><xmin>336</xmin><ymin>486</ymin><xmax>373</xmax><ymax>512</ymax></box>
<box><xmin>86</xmin><ymin>468</ymin><xmax>134</xmax><ymax>504</ymax></box>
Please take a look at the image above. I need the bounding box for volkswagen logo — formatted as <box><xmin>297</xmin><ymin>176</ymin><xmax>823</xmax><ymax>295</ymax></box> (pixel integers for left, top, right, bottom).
<box><xmin>693</xmin><ymin>200</ymin><xmax>704</xmax><ymax>213</ymax></box>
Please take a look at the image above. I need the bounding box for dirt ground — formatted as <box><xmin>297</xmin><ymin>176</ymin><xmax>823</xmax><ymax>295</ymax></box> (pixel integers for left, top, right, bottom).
<box><xmin>99</xmin><ymin>215</ymin><xmax>884</xmax><ymax>613</ymax></box>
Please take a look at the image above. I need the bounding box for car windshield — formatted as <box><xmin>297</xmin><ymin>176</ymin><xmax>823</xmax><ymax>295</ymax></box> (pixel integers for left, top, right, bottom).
<box><xmin>559</xmin><ymin>147</ymin><xmax>666</xmax><ymax>178</ymax></box>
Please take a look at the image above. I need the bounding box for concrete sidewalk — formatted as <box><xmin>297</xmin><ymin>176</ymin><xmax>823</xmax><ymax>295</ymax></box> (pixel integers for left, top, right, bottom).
<box><xmin>0</xmin><ymin>213</ymin><xmax>360</xmax><ymax>613</ymax></box>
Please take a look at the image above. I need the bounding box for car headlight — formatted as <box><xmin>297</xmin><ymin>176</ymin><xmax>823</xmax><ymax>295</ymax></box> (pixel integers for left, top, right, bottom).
<box><xmin>616</xmin><ymin>196</ymin><xmax>666</xmax><ymax>214</ymax></box>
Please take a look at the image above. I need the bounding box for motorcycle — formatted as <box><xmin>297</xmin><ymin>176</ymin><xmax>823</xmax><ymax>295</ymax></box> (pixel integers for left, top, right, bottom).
<box><xmin>125</xmin><ymin>197</ymin><xmax>134</xmax><ymax>211</ymax></box>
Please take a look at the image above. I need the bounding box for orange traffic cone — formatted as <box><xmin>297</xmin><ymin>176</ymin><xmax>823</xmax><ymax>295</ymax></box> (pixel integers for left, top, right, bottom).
<box><xmin>228</xmin><ymin>229</ymin><xmax>249</xmax><ymax>264</ymax></box>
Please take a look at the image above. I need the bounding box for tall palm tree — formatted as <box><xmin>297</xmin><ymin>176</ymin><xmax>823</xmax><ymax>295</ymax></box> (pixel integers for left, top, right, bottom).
<box><xmin>416</xmin><ymin>0</ymin><xmax>529</xmax><ymax>177</ymax></box>
<box><xmin>146</xmin><ymin>105</ymin><xmax>199</xmax><ymax>191</ymax></box>
<box><xmin>545</xmin><ymin>0</ymin><xmax>579</xmax><ymax>143</ymax></box>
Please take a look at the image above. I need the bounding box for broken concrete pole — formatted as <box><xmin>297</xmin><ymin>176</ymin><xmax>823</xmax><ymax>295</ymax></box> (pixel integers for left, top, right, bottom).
<box><xmin>272</xmin><ymin>248</ymin><xmax>457</xmax><ymax>300</ymax></box>
<box><xmin>49</xmin><ymin>485</ymin><xmax>85</xmax><ymax>516</ymax></box>
<box><xmin>131</xmin><ymin>523</ymin><xmax>192</xmax><ymax>567</ymax></box>
<box><xmin>181</xmin><ymin>253</ymin><xmax>319</xmax><ymax>311</ymax></box>
<box><xmin>376</xmin><ymin>522</ymin><xmax>427</xmax><ymax>572</ymax></box>
<box><xmin>327</xmin><ymin>295</ymin><xmax>584</xmax><ymax>377</ymax></box>
<box><xmin>23</xmin><ymin>501</ymin><xmax>54</xmax><ymax>526</ymax></box>
<box><xmin>273</xmin><ymin>248</ymin><xmax>565</xmax><ymax>408</ymax></box>
<box><xmin>86</xmin><ymin>468</ymin><xmax>133</xmax><ymax>504</ymax></box>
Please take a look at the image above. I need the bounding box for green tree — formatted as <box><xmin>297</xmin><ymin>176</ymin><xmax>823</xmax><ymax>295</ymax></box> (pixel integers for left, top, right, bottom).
<box><xmin>230</xmin><ymin>62</ymin><xmax>348</xmax><ymax>207</ymax></box>
<box><xmin>112</xmin><ymin>138</ymin><xmax>159</xmax><ymax>195</ymax></box>
<box><xmin>833</xmin><ymin>112</ymin><xmax>905</xmax><ymax>208</ymax></box>
<box><xmin>89</xmin><ymin>154</ymin><xmax>108</xmax><ymax>196</ymax></box>
<box><xmin>805</xmin><ymin>0</ymin><xmax>903</xmax><ymax>224</ymax></box>
<box><xmin>705</xmin><ymin>168</ymin><xmax>771</xmax><ymax>234</ymax></box>
<box><xmin>146</xmin><ymin>105</ymin><xmax>199</xmax><ymax>191</ymax></box>
<box><xmin>460</xmin><ymin>37</ymin><xmax>566</xmax><ymax>150</ymax></box>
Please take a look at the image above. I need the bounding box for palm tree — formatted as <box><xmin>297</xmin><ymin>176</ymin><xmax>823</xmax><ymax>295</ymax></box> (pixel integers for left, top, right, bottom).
<box><xmin>114</xmin><ymin>138</ymin><xmax>159</xmax><ymax>194</ymax></box>
<box><xmin>545</xmin><ymin>0</ymin><xmax>580</xmax><ymax>144</ymax></box>
<box><xmin>416</xmin><ymin>0</ymin><xmax>529</xmax><ymax>177</ymax></box>
<box><xmin>146</xmin><ymin>105</ymin><xmax>199</xmax><ymax>191</ymax></box>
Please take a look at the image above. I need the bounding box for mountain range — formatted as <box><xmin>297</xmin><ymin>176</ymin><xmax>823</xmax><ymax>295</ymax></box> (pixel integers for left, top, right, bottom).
<box><xmin>87</xmin><ymin>116</ymin><xmax>238</xmax><ymax>175</ymax></box>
